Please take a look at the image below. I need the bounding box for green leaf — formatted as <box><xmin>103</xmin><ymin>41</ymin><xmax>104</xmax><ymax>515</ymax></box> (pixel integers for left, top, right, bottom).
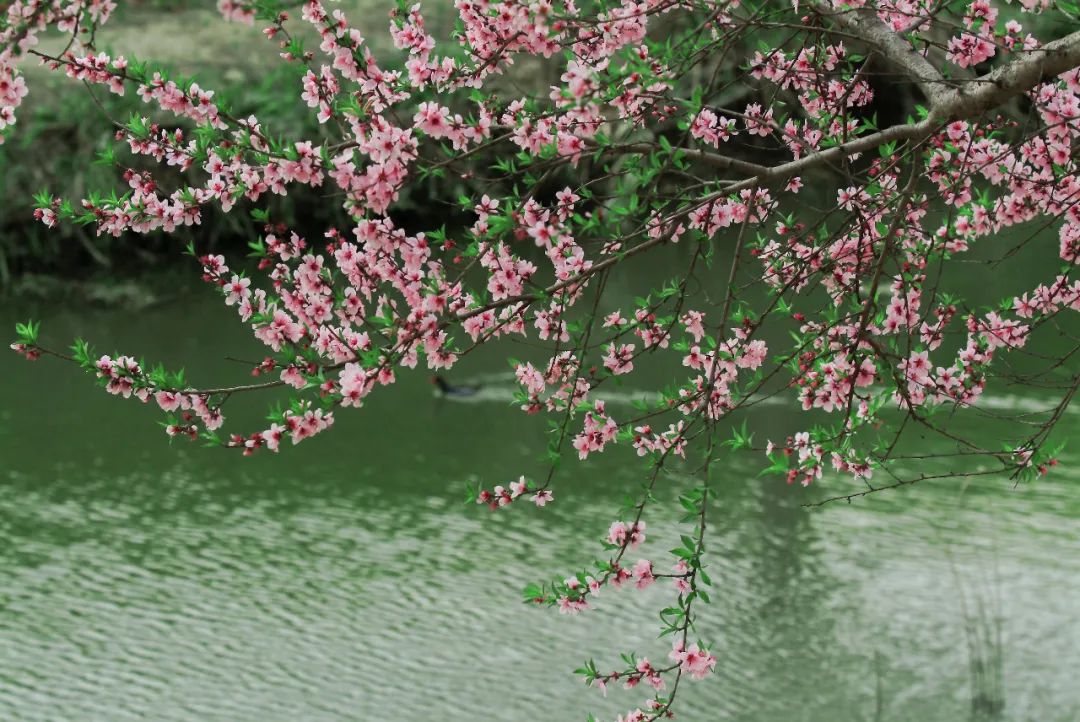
<box><xmin>14</xmin><ymin>320</ymin><xmax>40</xmax><ymax>344</ymax></box>
<box><xmin>522</xmin><ymin>583</ymin><xmax>543</xmax><ymax>602</ymax></box>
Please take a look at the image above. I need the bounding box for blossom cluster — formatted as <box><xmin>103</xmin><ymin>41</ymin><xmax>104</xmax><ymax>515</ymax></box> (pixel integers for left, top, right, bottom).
<box><xmin>474</xmin><ymin>476</ymin><xmax>553</xmax><ymax>510</ymax></box>
<box><xmin>7</xmin><ymin>0</ymin><xmax>1080</xmax><ymax>717</ymax></box>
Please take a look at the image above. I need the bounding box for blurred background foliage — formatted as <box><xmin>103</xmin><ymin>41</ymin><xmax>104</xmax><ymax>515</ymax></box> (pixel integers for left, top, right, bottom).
<box><xmin>0</xmin><ymin>0</ymin><xmax>1071</xmax><ymax>291</ymax></box>
<box><xmin>0</xmin><ymin>0</ymin><xmax>472</xmax><ymax>290</ymax></box>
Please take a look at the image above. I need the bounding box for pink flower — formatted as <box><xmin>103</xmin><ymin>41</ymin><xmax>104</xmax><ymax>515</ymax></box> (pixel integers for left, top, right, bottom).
<box><xmin>681</xmin><ymin>310</ymin><xmax>705</xmax><ymax>341</ymax></box>
<box><xmin>531</xmin><ymin>489</ymin><xmax>554</xmax><ymax>507</ymax></box>
<box><xmin>155</xmin><ymin>391</ymin><xmax>183</xmax><ymax>412</ymax></box>
<box><xmin>602</xmin><ymin>343</ymin><xmax>635</xmax><ymax>375</ymax></box>
<box><xmin>632</xmin><ymin>559</ymin><xmax>654</xmax><ymax>589</ymax></box>
<box><xmin>509</xmin><ymin>476</ymin><xmax>528</xmax><ymax>498</ymax></box>
<box><xmin>557</xmin><ymin>595</ymin><xmax>589</xmax><ymax>615</ymax></box>
<box><xmin>607</xmin><ymin>520</ymin><xmax>646</xmax><ymax>548</ymax></box>
<box><xmin>672</xmin><ymin>559</ymin><xmax>691</xmax><ymax>593</ymax></box>
<box><xmin>224</xmin><ymin>274</ymin><xmax>251</xmax><ymax>306</ymax></box>
<box><xmin>413</xmin><ymin>101</ymin><xmax>451</xmax><ymax>137</ymax></box>
<box><xmin>607</xmin><ymin>521</ymin><xmax>628</xmax><ymax>546</ymax></box>
<box><xmin>669</xmin><ymin>640</ymin><xmax>717</xmax><ymax>680</ymax></box>
<box><xmin>280</xmin><ymin>365</ymin><xmax>307</xmax><ymax>389</ymax></box>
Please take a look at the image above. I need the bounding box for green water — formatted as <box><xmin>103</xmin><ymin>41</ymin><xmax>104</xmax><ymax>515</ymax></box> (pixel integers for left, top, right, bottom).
<box><xmin>2</xmin><ymin>282</ymin><xmax>1079</xmax><ymax>722</ymax></box>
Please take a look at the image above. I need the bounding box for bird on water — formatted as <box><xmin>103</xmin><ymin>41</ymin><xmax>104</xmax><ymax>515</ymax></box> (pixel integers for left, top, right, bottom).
<box><xmin>429</xmin><ymin>375</ymin><xmax>481</xmax><ymax>398</ymax></box>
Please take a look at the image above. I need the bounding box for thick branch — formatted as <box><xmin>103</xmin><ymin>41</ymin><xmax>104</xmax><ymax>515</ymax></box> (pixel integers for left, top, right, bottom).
<box><xmin>826</xmin><ymin>5</ymin><xmax>949</xmax><ymax>103</ymax></box>
<box><xmin>606</xmin><ymin>141</ymin><xmax>773</xmax><ymax>176</ymax></box>
<box><xmin>937</xmin><ymin>30</ymin><xmax>1080</xmax><ymax>119</ymax></box>
<box><xmin>716</xmin><ymin>30</ymin><xmax>1080</xmax><ymax>195</ymax></box>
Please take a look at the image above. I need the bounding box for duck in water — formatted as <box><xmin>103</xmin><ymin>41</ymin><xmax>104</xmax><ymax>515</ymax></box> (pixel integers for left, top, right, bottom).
<box><xmin>430</xmin><ymin>375</ymin><xmax>481</xmax><ymax>398</ymax></box>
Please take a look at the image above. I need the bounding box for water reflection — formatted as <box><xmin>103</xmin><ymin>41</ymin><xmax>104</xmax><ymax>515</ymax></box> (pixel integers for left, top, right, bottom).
<box><xmin>2</xmin><ymin>294</ymin><xmax>1079</xmax><ymax>721</ymax></box>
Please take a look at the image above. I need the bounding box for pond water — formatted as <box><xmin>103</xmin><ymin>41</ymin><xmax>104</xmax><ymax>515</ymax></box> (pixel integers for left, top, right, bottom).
<box><xmin>1</xmin><ymin>278</ymin><xmax>1079</xmax><ymax>722</ymax></box>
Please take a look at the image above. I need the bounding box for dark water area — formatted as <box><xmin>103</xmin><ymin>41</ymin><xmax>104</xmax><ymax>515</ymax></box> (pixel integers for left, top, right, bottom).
<box><xmin>1</xmin><ymin>267</ymin><xmax>1079</xmax><ymax>722</ymax></box>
